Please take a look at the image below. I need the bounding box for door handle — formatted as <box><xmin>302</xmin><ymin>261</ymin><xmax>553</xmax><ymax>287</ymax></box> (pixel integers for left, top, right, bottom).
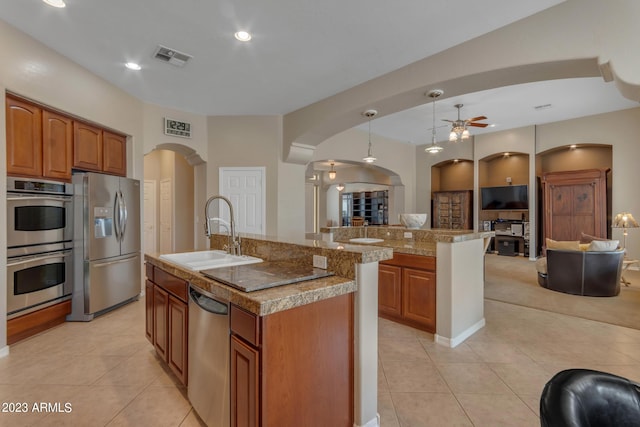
<box><xmin>7</xmin><ymin>250</ymin><xmax>72</xmax><ymax>266</ymax></box>
<box><xmin>93</xmin><ymin>255</ymin><xmax>138</xmax><ymax>268</ymax></box>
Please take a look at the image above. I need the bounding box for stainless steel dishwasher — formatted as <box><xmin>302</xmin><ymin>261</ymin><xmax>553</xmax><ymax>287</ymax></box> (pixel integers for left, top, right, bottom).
<box><xmin>188</xmin><ymin>284</ymin><xmax>230</xmax><ymax>427</ymax></box>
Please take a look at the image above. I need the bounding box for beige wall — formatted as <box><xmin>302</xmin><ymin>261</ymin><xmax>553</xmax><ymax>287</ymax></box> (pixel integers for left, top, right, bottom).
<box><xmin>206</xmin><ymin>116</ymin><xmax>281</xmax><ymax>237</ymax></box>
<box><xmin>479</xmin><ymin>154</ymin><xmax>529</xmax><ymax>187</ymax></box>
<box><xmin>434</xmin><ymin>161</ymin><xmax>474</xmax><ymax>191</ymax></box>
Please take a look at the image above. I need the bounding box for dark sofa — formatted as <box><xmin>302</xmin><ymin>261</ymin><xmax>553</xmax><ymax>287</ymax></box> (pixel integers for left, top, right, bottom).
<box><xmin>537</xmin><ymin>249</ymin><xmax>624</xmax><ymax>296</ymax></box>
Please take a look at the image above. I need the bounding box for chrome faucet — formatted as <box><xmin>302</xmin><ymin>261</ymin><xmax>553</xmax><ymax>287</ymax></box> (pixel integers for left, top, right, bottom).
<box><xmin>204</xmin><ymin>195</ymin><xmax>241</xmax><ymax>255</ymax></box>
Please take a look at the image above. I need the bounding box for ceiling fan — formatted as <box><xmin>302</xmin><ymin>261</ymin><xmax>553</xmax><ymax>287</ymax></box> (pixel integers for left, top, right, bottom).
<box><xmin>443</xmin><ymin>103</ymin><xmax>488</xmax><ymax>142</ymax></box>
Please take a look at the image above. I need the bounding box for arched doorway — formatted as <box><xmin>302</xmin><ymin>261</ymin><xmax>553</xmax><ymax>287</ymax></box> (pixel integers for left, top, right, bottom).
<box><xmin>143</xmin><ymin>143</ymin><xmax>207</xmax><ymax>254</ymax></box>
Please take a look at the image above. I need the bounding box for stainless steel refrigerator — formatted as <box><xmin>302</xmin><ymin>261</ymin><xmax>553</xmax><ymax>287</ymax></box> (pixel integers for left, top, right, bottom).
<box><xmin>67</xmin><ymin>172</ymin><xmax>141</xmax><ymax>321</ymax></box>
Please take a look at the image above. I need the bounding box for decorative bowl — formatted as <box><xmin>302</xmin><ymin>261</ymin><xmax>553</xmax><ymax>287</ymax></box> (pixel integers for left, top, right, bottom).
<box><xmin>399</xmin><ymin>213</ymin><xmax>427</xmax><ymax>229</ymax></box>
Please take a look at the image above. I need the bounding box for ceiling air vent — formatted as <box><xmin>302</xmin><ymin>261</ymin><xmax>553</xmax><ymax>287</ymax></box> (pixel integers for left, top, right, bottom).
<box><xmin>153</xmin><ymin>45</ymin><xmax>192</xmax><ymax>67</ymax></box>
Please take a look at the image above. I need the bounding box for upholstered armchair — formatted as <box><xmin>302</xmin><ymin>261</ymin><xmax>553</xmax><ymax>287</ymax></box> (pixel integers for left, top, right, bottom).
<box><xmin>540</xmin><ymin>369</ymin><xmax>640</xmax><ymax>427</ymax></box>
<box><xmin>537</xmin><ymin>248</ymin><xmax>624</xmax><ymax>297</ymax></box>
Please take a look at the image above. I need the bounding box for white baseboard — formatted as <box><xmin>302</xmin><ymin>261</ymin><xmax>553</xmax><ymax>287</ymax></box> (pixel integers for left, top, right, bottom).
<box><xmin>354</xmin><ymin>413</ymin><xmax>380</xmax><ymax>427</ymax></box>
<box><xmin>0</xmin><ymin>345</ymin><xmax>9</xmax><ymax>358</ymax></box>
<box><xmin>435</xmin><ymin>318</ymin><xmax>486</xmax><ymax>348</ymax></box>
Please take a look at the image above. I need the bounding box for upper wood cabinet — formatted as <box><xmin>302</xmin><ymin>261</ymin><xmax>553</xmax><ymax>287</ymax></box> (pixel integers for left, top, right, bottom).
<box><xmin>102</xmin><ymin>131</ymin><xmax>127</xmax><ymax>176</ymax></box>
<box><xmin>42</xmin><ymin>110</ymin><xmax>73</xmax><ymax>181</ymax></box>
<box><xmin>73</xmin><ymin>122</ymin><xmax>126</xmax><ymax>176</ymax></box>
<box><xmin>73</xmin><ymin>121</ymin><xmax>103</xmax><ymax>172</ymax></box>
<box><xmin>6</xmin><ymin>95</ymin><xmax>127</xmax><ymax>180</ymax></box>
<box><xmin>6</xmin><ymin>96</ymin><xmax>44</xmax><ymax>178</ymax></box>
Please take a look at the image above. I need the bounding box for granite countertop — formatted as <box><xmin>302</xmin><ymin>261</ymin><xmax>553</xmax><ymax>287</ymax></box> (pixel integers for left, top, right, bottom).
<box><xmin>333</xmin><ymin>230</ymin><xmax>494</xmax><ymax>257</ymax></box>
<box><xmin>145</xmin><ymin>254</ymin><xmax>356</xmax><ymax>316</ymax></box>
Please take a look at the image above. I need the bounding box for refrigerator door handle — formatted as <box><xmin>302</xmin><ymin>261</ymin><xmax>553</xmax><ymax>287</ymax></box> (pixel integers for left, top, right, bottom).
<box><xmin>120</xmin><ymin>190</ymin><xmax>128</xmax><ymax>238</ymax></box>
<box><xmin>113</xmin><ymin>191</ymin><xmax>121</xmax><ymax>240</ymax></box>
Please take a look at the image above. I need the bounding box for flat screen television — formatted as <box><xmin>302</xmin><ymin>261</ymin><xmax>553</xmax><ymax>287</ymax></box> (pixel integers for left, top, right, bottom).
<box><xmin>481</xmin><ymin>185</ymin><xmax>528</xmax><ymax>210</ymax></box>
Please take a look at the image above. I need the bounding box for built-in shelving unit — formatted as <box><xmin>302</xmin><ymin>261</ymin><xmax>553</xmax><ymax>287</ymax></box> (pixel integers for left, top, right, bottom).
<box><xmin>341</xmin><ymin>190</ymin><xmax>388</xmax><ymax>226</ymax></box>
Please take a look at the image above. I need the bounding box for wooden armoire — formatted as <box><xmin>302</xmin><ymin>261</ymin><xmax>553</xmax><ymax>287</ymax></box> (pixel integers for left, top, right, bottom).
<box><xmin>541</xmin><ymin>169</ymin><xmax>609</xmax><ymax>242</ymax></box>
<box><xmin>432</xmin><ymin>190</ymin><xmax>473</xmax><ymax>229</ymax></box>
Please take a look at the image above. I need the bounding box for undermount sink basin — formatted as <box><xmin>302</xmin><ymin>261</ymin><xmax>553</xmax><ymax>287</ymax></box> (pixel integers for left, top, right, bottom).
<box><xmin>159</xmin><ymin>250</ymin><xmax>262</xmax><ymax>271</ymax></box>
<box><xmin>349</xmin><ymin>238</ymin><xmax>385</xmax><ymax>244</ymax></box>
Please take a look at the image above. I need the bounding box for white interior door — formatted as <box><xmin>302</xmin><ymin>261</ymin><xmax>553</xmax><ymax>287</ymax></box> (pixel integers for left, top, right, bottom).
<box><xmin>159</xmin><ymin>178</ymin><xmax>173</xmax><ymax>253</ymax></box>
<box><xmin>219</xmin><ymin>167</ymin><xmax>265</xmax><ymax>235</ymax></box>
<box><xmin>143</xmin><ymin>180</ymin><xmax>157</xmax><ymax>254</ymax></box>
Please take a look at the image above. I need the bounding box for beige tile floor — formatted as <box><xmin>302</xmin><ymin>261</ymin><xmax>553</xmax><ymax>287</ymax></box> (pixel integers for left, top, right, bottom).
<box><xmin>2</xmin><ymin>295</ymin><xmax>640</xmax><ymax>426</ymax></box>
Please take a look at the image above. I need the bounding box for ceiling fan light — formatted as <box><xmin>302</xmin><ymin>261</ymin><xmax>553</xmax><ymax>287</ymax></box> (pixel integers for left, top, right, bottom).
<box><xmin>449</xmin><ymin>131</ymin><xmax>458</xmax><ymax>142</ymax></box>
<box><xmin>462</xmin><ymin>129</ymin><xmax>470</xmax><ymax>139</ymax></box>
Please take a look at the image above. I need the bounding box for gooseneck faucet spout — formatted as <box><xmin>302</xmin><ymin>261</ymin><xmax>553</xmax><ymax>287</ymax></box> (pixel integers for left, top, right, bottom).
<box><xmin>204</xmin><ymin>195</ymin><xmax>241</xmax><ymax>255</ymax></box>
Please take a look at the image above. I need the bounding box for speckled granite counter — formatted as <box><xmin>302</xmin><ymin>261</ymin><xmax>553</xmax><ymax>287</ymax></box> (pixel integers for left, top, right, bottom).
<box><xmin>145</xmin><ymin>254</ymin><xmax>355</xmax><ymax>316</ymax></box>
<box><xmin>146</xmin><ymin>234</ymin><xmax>393</xmax><ymax>316</ymax></box>
<box><xmin>325</xmin><ymin>226</ymin><xmax>493</xmax><ymax>256</ymax></box>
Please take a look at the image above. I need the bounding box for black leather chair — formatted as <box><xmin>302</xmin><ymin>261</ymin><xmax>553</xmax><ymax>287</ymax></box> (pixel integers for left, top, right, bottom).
<box><xmin>540</xmin><ymin>369</ymin><xmax>640</xmax><ymax>427</ymax></box>
<box><xmin>539</xmin><ymin>249</ymin><xmax>624</xmax><ymax>296</ymax></box>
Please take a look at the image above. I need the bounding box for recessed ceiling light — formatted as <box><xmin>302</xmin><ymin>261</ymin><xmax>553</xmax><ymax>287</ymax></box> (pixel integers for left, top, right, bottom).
<box><xmin>125</xmin><ymin>62</ymin><xmax>142</xmax><ymax>71</ymax></box>
<box><xmin>234</xmin><ymin>31</ymin><xmax>252</xmax><ymax>42</ymax></box>
<box><xmin>43</xmin><ymin>0</ymin><xmax>66</xmax><ymax>8</ymax></box>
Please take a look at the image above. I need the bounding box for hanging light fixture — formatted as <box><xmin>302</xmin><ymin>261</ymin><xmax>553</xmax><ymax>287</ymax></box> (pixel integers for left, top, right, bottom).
<box><xmin>362</xmin><ymin>109</ymin><xmax>378</xmax><ymax>163</ymax></box>
<box><xmin>336</xmin><ymin>183</ymin><xmax>345</xmax><ymax>192</ymax></box>
<box><xmin>425</xmin><ymin>90</ymin><xmax>444</xmax><ymax>154</ymax></box>
<box><xmin>328</xmin><ymin>162</ymin><xmax>337</xmax><ymax>180</ymax></box>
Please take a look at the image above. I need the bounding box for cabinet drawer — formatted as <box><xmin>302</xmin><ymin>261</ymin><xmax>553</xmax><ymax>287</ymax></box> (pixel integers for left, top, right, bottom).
<box><xmin>381</xmin><ymin>253</ymin><xmax>436</xmax><ymax>271</ymax></box>
<box><xmin>154</xmin><ymin>267</ymin><xmax>188</xmax><ymax>303</ymax></box>
<box><xmin>230</xmin><ymin>304</ymin><xmax>260</xmax><ymax>347</ymax></box>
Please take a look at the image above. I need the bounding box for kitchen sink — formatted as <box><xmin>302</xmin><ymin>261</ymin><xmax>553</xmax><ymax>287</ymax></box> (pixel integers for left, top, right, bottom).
<box><xmin>159</xmin><ymin>250</ymin><xmax>263</xmax><ymax>271</ymax></box>
<box><xmin>349</xmin><ymin>238</ymin><xmax>385</xmax><ymax>244</ymax></box>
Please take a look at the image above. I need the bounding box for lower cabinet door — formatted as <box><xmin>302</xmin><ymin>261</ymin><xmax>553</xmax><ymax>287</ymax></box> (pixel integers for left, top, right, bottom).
<box><xmin>168</xmin><ymin>295</ymin><xmax>188</xmax><ymax>385</ymax></box>
<box><xmin>402</xmin><ymin>268</ymin><xmax>436</xmax><ymax>332</ymax></box>
<box><xmin>153</xmin><ymin>286</ymin><xmax>168</xmax><ymax>360</ymax></box>
<box><xmin>145</xmin><ymin>280</ymin><xmax>154</xmax><ymax>344</ymax></box>
<box><xmin>378</xmin><ymin>264</ymin><xmax>402</xmax><ymax>318</ymax></box>
<box><xmin>231</xmin><ymin>335</ymin><xmax>259</xmax><ymax>427</ymax></box>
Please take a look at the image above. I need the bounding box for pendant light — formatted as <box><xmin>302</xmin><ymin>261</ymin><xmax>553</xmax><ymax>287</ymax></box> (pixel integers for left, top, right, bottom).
<box><xmin>336</xmin><ymin>183</ymin><xmax>345</xmax><ymax>192</ymax></box>
<box><xmin>425</xmin><ymin>90</ymin><xmax>444</xmax><ymax>154</ymax></box>
<box><xmin>362</xmin><ymin>109</ymin><xmax>378</xmax><ymax>163</ymax></box>
<box><xmin>328</xmin><ymin>162</ymin><xmax>337</xmax><ymax>180</ymax></box>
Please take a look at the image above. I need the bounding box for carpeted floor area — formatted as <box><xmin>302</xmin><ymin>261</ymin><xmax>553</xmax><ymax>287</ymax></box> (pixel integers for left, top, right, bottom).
<box><xmin>484</xmin><ymin>253</ymin><xmax>640</xmax><ymax>330</ymax></box>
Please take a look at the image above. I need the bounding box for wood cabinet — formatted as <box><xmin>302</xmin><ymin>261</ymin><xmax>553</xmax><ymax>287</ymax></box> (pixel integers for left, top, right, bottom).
<box><xmin>6</xmin><ymin>95</ymin><xmax>72</xmax><ymax>181</ymax></box>
<box><xmin>230</xmin><ymin>293</ymin><xmax>354</xmax><ymax>427</ymax></box>
<box><xmin>73</xmin><ymin>121</ymin><xmax>103</xmax><ymax>172</ymax></box>
<box><xmin>6</xmin><ymin>94</ymin><xmax>126</xmax><ymax>180</ymax></box>
<box><xmin>145</xmin><ymin>264</ymin><xmax>188</xmax><ymax>385</ymax></box>
<box><xmin>542</xmin><ymin>169</ymin><xmax>609</xmax><ymax>244</ymax></box>
<box><xmin>42</xmin><ymin>110</ymin><xmax>73</xmax><ymax>181</ymax></box>
<box><xmin>379</xmin><ymin>253</ymin><xmax>436</xmax><ymax>333</ymax></box>
<box><xmin>432</xmin><ymin>190</ymin><xmax>472</xmax><ymax>229</ymax></box>
<box><xmin>102</xmin><ymin>130</ymin><xmax>127</xmax><ymax>176</ymax></box>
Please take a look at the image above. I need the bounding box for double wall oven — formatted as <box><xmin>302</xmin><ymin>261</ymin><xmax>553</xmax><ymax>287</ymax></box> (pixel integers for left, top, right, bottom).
<box><xmin>6</xmin><ymin>177</ymin><xmax>74</xmax><ymax>319</ymax></box>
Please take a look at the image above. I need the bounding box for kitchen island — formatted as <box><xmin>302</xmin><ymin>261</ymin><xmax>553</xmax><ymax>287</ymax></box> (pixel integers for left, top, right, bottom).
<box><xmin>145</xmin><ymin>234</ymin><xmax>393</xmax><ymax>427</ymax></box>
<box><xmin>325</xmin><ymin>226</ymin><xmax>494</xmax><ymax>348</ymax></box>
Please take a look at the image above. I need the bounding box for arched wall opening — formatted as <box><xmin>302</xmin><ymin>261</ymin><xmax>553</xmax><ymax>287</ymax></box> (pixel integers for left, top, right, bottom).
<box><xmin>143</xmin><ymin>143</ymin><xmax>207</xmax><ymax>254</ymax></box>
<box><xmin>305</xmin><ymin>160</ymin><xmax>405</xmax><ymax>233</ymax></box>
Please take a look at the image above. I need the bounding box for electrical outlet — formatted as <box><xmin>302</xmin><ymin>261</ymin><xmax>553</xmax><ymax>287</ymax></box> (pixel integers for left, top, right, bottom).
<box><xmin>313</xmin><ymin>255</ymin><xmax>328</xmax><ymax>269</ymax></box>
<box><xmin>403</xmin><ymin>232</ymin><xmax>413</xmax><ymax>239</ymax></box>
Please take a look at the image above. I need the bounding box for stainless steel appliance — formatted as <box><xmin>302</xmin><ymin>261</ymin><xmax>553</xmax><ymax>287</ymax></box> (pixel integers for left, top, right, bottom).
<box><xmin>6</xmin><ymin>177</ymin><xmax>74</xmax><ymax>318</ymax></box>
<box><xmin>7</xmin><ymin>242</ymin><xmax>73</xmax><ymax>319</ymax></box>
<box><xmin>188</xmin><ymin>284</ymin><xmax>230</xmax><ymax>427</ymax></box>
<box><xmin>7</xmin><ymin>177</ymin><xmax>73</xmax><ymax>248</ymax></box>
<box><xmin>67</xmin><ymin>172</ymin><xmax>141</xmax><ymax>321</ymax></box>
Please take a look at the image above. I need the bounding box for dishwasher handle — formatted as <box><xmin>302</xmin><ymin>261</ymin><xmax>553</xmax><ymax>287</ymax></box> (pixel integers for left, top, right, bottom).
<box><xmin>189</xmin><ymin>287</ymin><xmax>228</xmax><ymax>315</ymax></box>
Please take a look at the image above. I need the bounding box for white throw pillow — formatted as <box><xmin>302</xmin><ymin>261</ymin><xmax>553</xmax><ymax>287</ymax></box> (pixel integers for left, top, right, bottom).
<box><xmin>535</xmin><ymin>257</ymin><xmax>547</xmax><ymax>274</ymax></box>
<box><xmin>587</xmin><ymin>240</ymin><xmax>619</xmax><ymax>252</ymax></box>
